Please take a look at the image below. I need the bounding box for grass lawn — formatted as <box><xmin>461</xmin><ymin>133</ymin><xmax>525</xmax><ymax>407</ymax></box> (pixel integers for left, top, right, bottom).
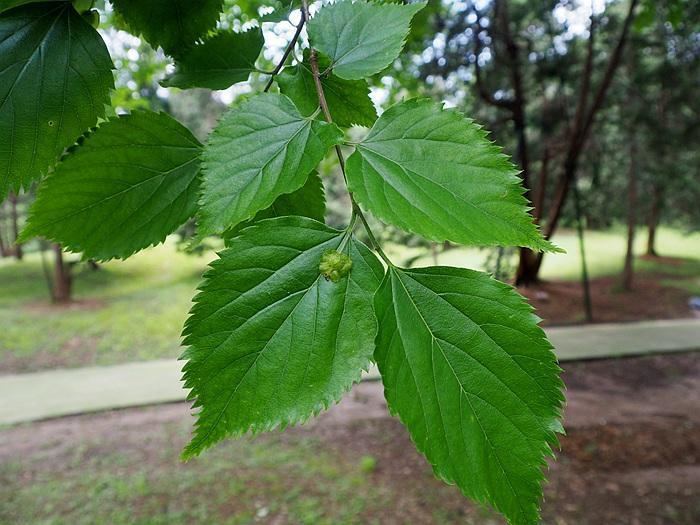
<box><xmin>0</xmin><ymin>240</ymin><xmax>214</xmax><ymax>373</ymax></box>
<box><xmin>0</xmin><ymin>226</ymin><xmax>698</xmax><ymax>372</ymax></box>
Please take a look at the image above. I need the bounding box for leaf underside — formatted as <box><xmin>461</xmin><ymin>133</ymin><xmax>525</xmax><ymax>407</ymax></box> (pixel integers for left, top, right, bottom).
<box><xmin>161</xmin><ymin>28</ymin><xmax>264</xmax><ymax>90</ymax></box>
<box><xmin>346</xmin><ymin>98</ymin><xmax>560</xmax><ymax>252</ymax></box>
<box><xmin>198</xmin><ymin>92</ymin><xmax>343</xmax><ymax>235</ymax></box>
<box><xmin>278</xmin><ymin>51</ymin><xmax>377</xmax><ymax>128</ymax></box>
<box><xmin>22</xmin><ymin>111</ymin><xmax>202</xmax><ymax>260</ymax></box>
<box><xmin>374</xmin><ymin>265</ymin><xmax>564</xmax><ymax>525</ymax></box>
<box><xmin>182</xmin><ymin>216</ymin><xmax>384</xmax><ymax>458</ymax></box>
<box><xmin>0</xmin><ymin>2</ymin><xmax>114</xmax><ymax>199</ymax></box>
<box><xmin>307</xmin><ymin>0</ymin><xmax>426</xmax><ymax>80</ymax></box>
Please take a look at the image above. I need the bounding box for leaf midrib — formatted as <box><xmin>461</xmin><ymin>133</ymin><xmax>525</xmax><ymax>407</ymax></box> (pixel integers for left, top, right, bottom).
<box><xmin>390</xmin><ymin>268</ymin><xmax>533</xmax><ymax>522</ymax></box>
<box><xmin>189</xmin><ymin>233</ymin><xmax>346</xmax><ymax>450</ymax></box>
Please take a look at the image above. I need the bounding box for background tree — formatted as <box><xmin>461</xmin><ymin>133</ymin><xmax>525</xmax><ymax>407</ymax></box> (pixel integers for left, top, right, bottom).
<box><xmin>396</xmin><ymin>0</ymin><xmax>700</xmax><ymax>285</ymax></box>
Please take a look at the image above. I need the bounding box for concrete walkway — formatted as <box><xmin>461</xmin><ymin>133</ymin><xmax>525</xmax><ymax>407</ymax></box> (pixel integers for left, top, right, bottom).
<box><xmin>1</xmin><ymin>318</ymin><xmax>698</xmax><ymax>426</ymax></box>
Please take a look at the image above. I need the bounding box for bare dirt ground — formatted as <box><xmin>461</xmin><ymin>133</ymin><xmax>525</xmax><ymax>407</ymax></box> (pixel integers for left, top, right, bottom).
<box><xmin>2</xmin><ymin>352</ymin><xmax>699</xmax><ymax>524</ymax></box>
<box><xmin>521</xmin><ymin>268</ymin><xmax>697</xmax><ymax>325</ymax></box>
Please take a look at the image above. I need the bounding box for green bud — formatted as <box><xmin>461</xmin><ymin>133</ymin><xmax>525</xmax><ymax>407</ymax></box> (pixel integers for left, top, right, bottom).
<box><xmin>319</xmin><ymin>250</ymin><xmax>352</xmax><ymax>283</ymax></box>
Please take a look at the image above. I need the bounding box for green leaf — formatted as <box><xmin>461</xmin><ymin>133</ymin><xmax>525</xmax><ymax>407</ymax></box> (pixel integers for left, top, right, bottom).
<box><xmin>0</xmin><ymin>0</ymin><xmax>63</xmax><ymax>14</ymax></box>
<box><xmin>0</xmin><ymin>2</ymin><xmax>113</xmax><ymax>199</ymax></box>
<box><xmin>161</xmin><ymin>29</ymin><xmax>264</xmax><ymax>90</ymax></box>
<box><xmin>307</xmin><ymin>0</ymin><xmax>426</xmax><ymax>80</ymax></box>
<box><xmin>374</xmin><ymin>265</ymin><xmax>564</xmax><ymax>525</ymax></box>
<box><xmin>110</xmin><ymin>0</ymin><xmax>223</xmax><ymax>56</ymax></box>
<box><xmin>22</xmin><ymin>111</ymin><xmax>202</xmax><ymax>260</ymax></box>
<box><xmin>223</xmin><ymin>171</ymin><xmax>325</xmax><ymax>243</ymax></box>
<box><xmin>346</xmin><ymin>98</ymin><xmax>559</xmax><ymax>252</ymax></box>
<box><xmin>182</xmin><ymin>216</ymin><xmax>384</xmax><ymax>458</ymax></box>
<box><xmin>199</xmin><ymin>93</ymin><xmax>343</xmax><ymax>234</ymax></box>
<box><xmin>278</xmin><ymin>51</ymin><xmax>377</xmax><ymax>128</ymax></box>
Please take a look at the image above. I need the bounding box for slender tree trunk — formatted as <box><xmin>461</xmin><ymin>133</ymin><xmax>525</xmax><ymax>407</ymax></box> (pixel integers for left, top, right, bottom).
<box><xmin>39</xmin><ymin>240</ymin><xmax>55</xmax><ymax>301</ymax></box>
<box><xmin>9</xmin><ymin>192</ymin><xmax>22</xmax><ymax>260</ymax></box>
<box><xmin>622</xmin><ymin>136</ymin><xmax>638</xmax><ymax>291</ymax></box>
<box><xmin>572</xmin><ymin>176</ymin><xmax>593</xmax><ymax>321</ymax></box>
<box><xmin>645</xmin><ymin>185</ymin><xmax>662</xmax><ymax>256</ymax></box>
<box><xmin>53</xmin><ymin>244</ymin><xmax>72</xmax><ymax>303</ymax></box>
<box><xmin>0</xmin><ymin>210</ymin><xmax>6</xmax><ymax>257</ymax></box>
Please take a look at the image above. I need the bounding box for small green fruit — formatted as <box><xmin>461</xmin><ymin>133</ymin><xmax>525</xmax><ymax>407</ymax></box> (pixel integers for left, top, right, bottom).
<box><xmin>319</xmin><ymin>250</ymin><xmax>352</xmax><ymax>282</ymax></box>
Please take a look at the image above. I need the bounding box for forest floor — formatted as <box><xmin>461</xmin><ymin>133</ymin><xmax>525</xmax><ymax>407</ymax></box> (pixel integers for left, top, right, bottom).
<box><xmin>2</xmin><ymin>352</ymin><xmax>699</xmax><ymax>525</ymax></box>
<box><xmin>521</xmin><ymin>256</ymin><xmax>700</xmax><ymax>325</ymax></box>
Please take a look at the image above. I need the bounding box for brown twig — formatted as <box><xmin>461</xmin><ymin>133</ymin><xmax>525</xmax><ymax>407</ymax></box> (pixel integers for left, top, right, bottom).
<box><xmin>263</xmin><ymin>12</ymin><xmax>307</xmax><ymax>92</ymax></box>
<box><xmin>300</xmin><ymin>0</ymin><xmax>393</xmax><ymax>267</ymax></box>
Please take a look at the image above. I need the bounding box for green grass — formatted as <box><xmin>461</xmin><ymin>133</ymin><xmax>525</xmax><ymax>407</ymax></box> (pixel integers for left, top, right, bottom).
<box><xmin>0</xmin><ymin>423</ymin><xmax>385</xmax><ymax>525</ymax></box>
<box><xmin>0</xmin><ymin>239</ymin><xmax>214</xmax><ymax>372</ymax></box>
<box><xmin>1</xmin><ymin>227</ymin><xmax>698</xmax><ymax>372</ymax></box>
<box><xmin>0</xmin><ymin>412</ymin><xmax>507</xmax><ymax>525</ymax></box>
<box><xmin>393</xmin><ymin>225</ymin><xmax>700</xmax><ymax>281</ymax></box>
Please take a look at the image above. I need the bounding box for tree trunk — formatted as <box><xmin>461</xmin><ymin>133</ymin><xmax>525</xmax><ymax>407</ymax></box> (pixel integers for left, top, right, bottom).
<box><xmin>646</xmin><ymin>184</ymin><xmax>662</xmax><ymax>257</ymax></box>
<box><xmin>9</xmin><ymin>192</ymin><xmax>22</xmax><ymax>260</ymax></box>
<box><xmin>622</xmin><ymin>137</ymin><xmax>638</xmax><ymax>291</ymax></box>
<box><xmin>515</xmin><ymin>0</ymin><xmax>639</xmax><ymax>285</ymax></box>
<box><xmin>53</xmin><ymin>244</ymin><xmax>72</xmax><ymax>303</ymax></box>
<box><xmin>515</xmin><ymin>248</ymin><xmax>543</xmax><ymax>286</ymax></box>
<box><xmin>572</xmin><ymin>176</ymin><xmax>593</xmax><ymax>321</ymax></box>
<box><xmin>0</xmin><ymin>215</ymin><xmax>6</xmax><ymax>257</ymax></box>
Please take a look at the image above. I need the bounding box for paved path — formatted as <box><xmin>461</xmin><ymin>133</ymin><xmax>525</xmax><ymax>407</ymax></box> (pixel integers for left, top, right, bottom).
<box><xmin>1</xmin><ymin>318</ymin><xmax>698</xmax><ymax>426</ymax></box>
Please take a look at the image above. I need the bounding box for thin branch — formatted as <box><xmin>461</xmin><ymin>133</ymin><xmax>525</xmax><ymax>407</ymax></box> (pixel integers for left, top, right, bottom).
<box><xmin>263</xmin><ymin>12</ymin><xmax>306</xmax><ymax>92</ymax></box>
<box><xmin>472</xmin><ymin>7</ymin><xmax>514</xmax><ymax>110</ymax></box>
<box><xmin>300</xmin><ymin>0</ymin><xmax>394</xmax><ymax>267</ymax></box>
<box><xmin>533</xmin><ymin>146</ymin><xmax>550</xmax><ymax>223</ymax></box>
<box><xmin>568</xmin><ymin>7</ymin><xmax>596</xmax><ymax>153</ymax></box>
<box><xmin>578</xmin><ymin>0</ymin><xmax>640</xmax><ymax>142</ymax></box>
<box><xmin>543</xmin><ymin>0</ymin><xmax>640</xmax><ymax>240</ymax></box>
<box><xmin>494</xmin><ymin>0</ymin><xmax>530</xmax><ymax>191</ymax></box>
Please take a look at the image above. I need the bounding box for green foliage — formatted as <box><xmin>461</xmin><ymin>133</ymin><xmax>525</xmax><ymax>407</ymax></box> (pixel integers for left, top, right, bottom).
<box><xmin>307</xmin><ymin>0</ymin><xmax>426</xmax><ymax>80</ymax></box>
<box><xmin>278</xmin><ymin>51</ymin><xmax>377</xmax><ymax>127</ymax></box>
<box><xmin>346</xmin><ymin>98</ymin><xmax>559</xmax><ymax>252</ymax></box>
<box><xmin>0</xmin><ymin>2</ymin><xmax>113</xmax><ymax>199</ymax></box>
<box><xmin>22</xmin><ymin>111</ymin><xmax>202</xmax><ymax>260</ymax></box>
<box><xmin>110</xmin><ymin>0</ymin><xmax>224</xmax><ymax>56</ymax></box>
<box><xmin>0</xmin><ymin>0</ymin><xmax>63</xmax><ymax>14</ymax></box>
<box><xmin>161</xmin><ymin>29</ymin><xmax>264</xmax><ymax>90</ymax></box>
<box><xmin>223</xmin><ymin>171</ymin><xmax>326</xmax><ymax>242</ymax></box>
<box><xmin>374</xmin><ymin>266</ymin><xmax>564</xmax><ymax>524</ymax></box>
<box><xmin>198</xmin><ymin>93</ymin><xmax>343</xmax><ymax>235</ymax></box>
<box><xmin>3</xmin><ymin>1</ymin><xmax>565</xmax><ymax>522</ymax></box>
<box><xmin>181</xmin><ymin>216</ymin><xmax>383</xmax><ymax>458</ymax></box>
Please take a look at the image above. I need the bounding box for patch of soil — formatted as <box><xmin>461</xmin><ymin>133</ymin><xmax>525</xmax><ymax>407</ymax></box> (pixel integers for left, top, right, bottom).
<box><xmin>560</xmin><ymin>421</ymin><xmax>700</xmax><ymax>472</ymax></box>
<box><xmin>24</xmin><ymin>297</ymin><xmax>106</xmax><ymax>313</ymax></box>
<box><xmin>1</xmin><ymin>353</ymin><xmax>699</xmax><ymax>524</ymax></box>
<box><xmin>0</xmin><ymin>336</ymin><xmax>99</xmax><ymax>374</ymax></box>
<box><xmin>561</xmin><ymin>352</ymin><xmax>700</xmax><ymax>391</ymax></box>
<box><xmin>520</xmin><ymin>272</ymin><xmax>695</xmax><ymax>325</ymax></box>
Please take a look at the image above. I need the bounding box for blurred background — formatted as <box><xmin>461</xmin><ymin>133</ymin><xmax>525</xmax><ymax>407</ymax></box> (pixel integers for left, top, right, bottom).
<box><xmin>1</xmin><ymin>0</ymin><xmax>699</xmax><ymax>523</ymax></box>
